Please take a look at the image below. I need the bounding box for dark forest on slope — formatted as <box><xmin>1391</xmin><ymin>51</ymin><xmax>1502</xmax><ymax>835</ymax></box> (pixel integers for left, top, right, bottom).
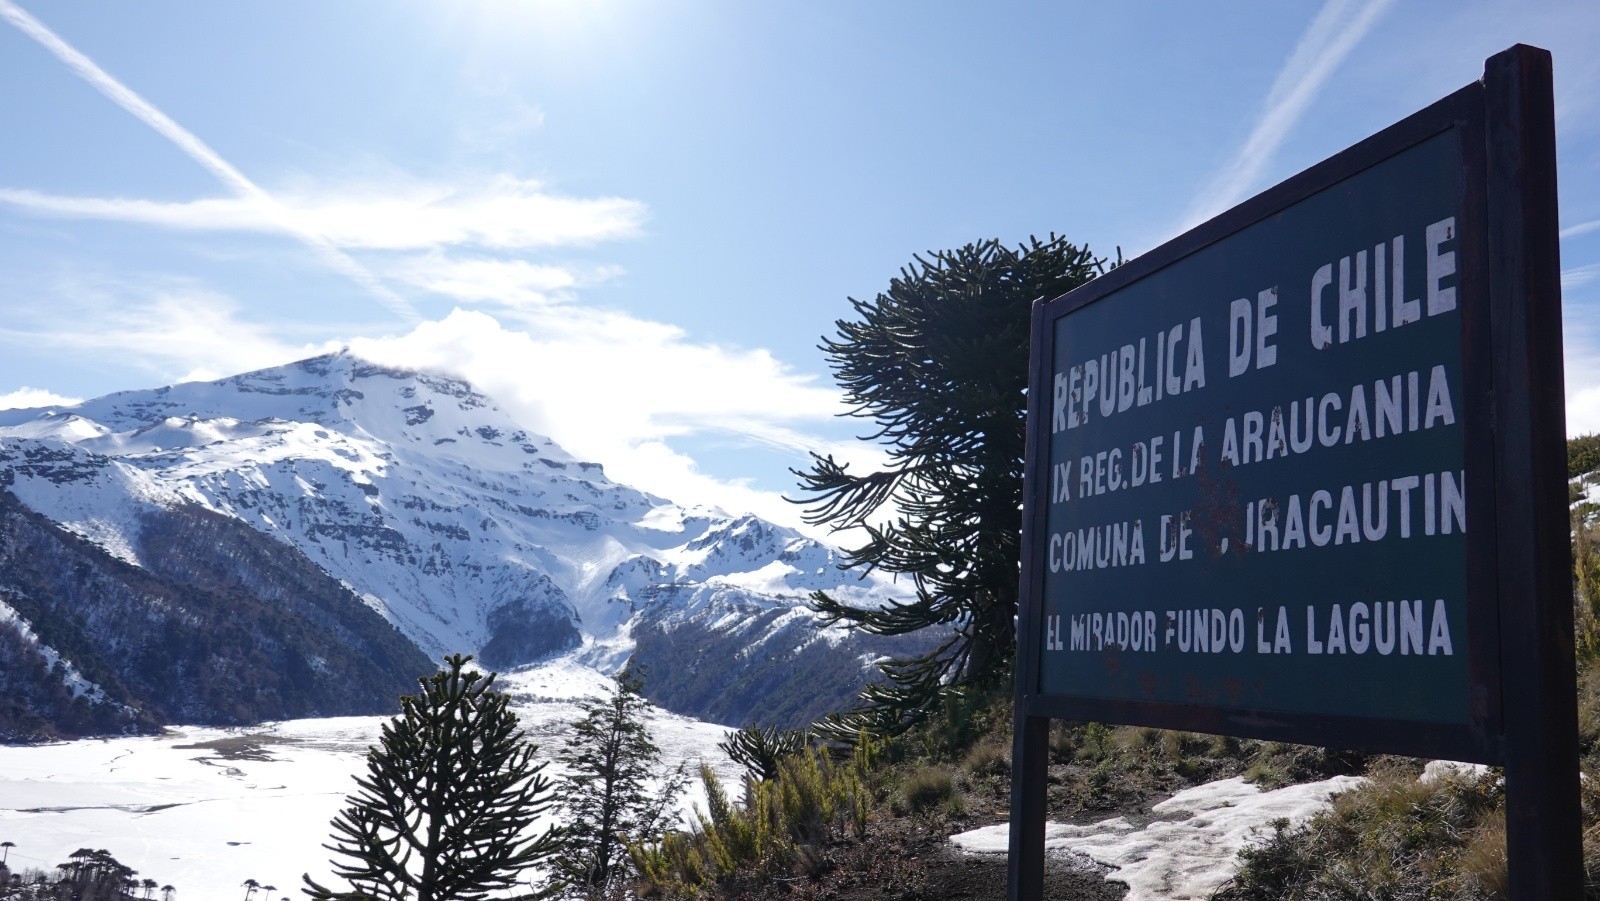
<box><xmin>0</xmin><ymin>487</ymin><xmax>430</xmax><ymax>742</ymax></box>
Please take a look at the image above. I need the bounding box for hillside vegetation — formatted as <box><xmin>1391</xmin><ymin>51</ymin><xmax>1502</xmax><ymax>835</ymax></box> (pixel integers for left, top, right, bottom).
<box><xmin>0</xmin><ymin>488</ymin><xmax>431</xmax><ymax>742</ymax></box>
<box><xmin>625</xmin><ymin>694</ymin><xmax>1374</xmax><ymax>899</ymax></box>
<box><xmin>622</xmin><ymin>435</ymin><xmax>1600</xmax><ymax>900</ymax></box>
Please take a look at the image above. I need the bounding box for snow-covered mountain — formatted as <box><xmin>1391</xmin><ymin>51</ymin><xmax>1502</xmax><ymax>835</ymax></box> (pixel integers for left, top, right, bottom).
<box><xmin>0</xmin><ymin>352</ymin><xmax>912</xmax><ymax>732</ymax></box>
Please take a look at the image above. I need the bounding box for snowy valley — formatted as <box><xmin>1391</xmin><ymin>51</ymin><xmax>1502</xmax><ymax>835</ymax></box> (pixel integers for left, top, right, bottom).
<box><xmin>0</xmin><ymin>660</ymin><xmax>1375</xmax><ymax>901</ymax></box>
<box><xmin>0</xmin><ymin>351</ymin><xmax>1391</xmax><ymax>901</ymax></box>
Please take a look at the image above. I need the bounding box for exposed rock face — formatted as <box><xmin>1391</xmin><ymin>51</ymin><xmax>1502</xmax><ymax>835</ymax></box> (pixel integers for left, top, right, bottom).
<box><xmin>479</xmin><ymin>587</ymin><xmax>583</xmax><ymax>671</ymax></box>
<box><xmin>0</xmin><ymin>352</ymin><xmax>916</xmax><ymax>734</ymax></box>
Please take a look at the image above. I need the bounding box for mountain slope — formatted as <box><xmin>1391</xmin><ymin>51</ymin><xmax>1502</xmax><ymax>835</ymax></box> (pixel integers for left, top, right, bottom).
<box><xmin>0</xmin><ymin>352</ymin><xmax>913</xmax><ymax>730</ymax></box>
<box><xmin>0</xmin><ymin>488</ymin><xmax>431</xmax><ymax>741</ymax></box>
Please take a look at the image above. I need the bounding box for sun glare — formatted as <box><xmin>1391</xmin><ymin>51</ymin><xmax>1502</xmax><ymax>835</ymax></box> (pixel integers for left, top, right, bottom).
<box><xmin>423</xmin><ymin>0</ymin><xmax>654</xmax><ymax>77</ymax></box>
<box><xmin>458</xmin><ymin>0</ymin><xmax>626</xmax><ymax>44</ymax></box>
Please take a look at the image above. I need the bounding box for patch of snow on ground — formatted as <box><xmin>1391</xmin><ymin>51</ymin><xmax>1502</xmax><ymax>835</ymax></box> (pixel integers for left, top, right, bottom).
<box><xmin>1421</xmin><ymin>759</ymin><xmax>1489</xmax><ymax>782</ymax></box>
<box><xmin>498</xmin><ymin>657</ymin><xmax>615</xmax><ymax>702</ymax></box>
<box><xmin>950</xmin><ymin>774</ymin><xmax>1367</xmax><ymax>901</ymax></box>
<box><xmin>708</xmin><ymin>560</ymin><xmax>802</xmax><ymax>595</ymax></box>
<box><xmin>0</xmin><ymin>660</ymin><xmax>740</xmax><ymax>901</ymax></box>
<box><xmin>0</xmin><ymin>597</ymin><xmax>120</xmax><ymax>707</ymax></box>
<box><xmin>57</xmin><ymin>516</ymin><xmax>144</xmax><ymax>570</ymax></box>
<box><xmin>1580</xmin><ymin>475</ymin><xmax>1600</xmax><ymax>507</ymax></box>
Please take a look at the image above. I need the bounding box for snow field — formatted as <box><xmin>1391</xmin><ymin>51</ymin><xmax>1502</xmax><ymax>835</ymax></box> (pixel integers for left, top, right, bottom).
<box><xmin>5</xmin><ymin>652</ymin><xmax>1386</xmax><ymax>901</ymax></box>
<box><xmin>950</xmin><ymin>774</ymin><xmax>1367</xmax><ymax>900</ymax></box>
<box><xmin>0</xmin><ymin>661</ymin><xmax>741</xmax><ymax>901</ymax></box>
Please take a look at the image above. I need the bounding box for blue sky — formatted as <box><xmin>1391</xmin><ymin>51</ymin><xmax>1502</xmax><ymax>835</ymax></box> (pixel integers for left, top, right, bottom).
<box><xmin>1</xmin><ymin>0</ymin><xmax>1598</xmax><ymax>533</ymax></box>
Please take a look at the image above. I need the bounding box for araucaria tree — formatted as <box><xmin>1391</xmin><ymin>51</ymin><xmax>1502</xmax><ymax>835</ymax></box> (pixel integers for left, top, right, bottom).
<box><xmin>551</xmin><ymin>669</ymin><xmax>686</xmax><ymax>899</ymax></box>
<box><xmin>304</xmin><ymin>654</ymin><xmax>561</xmax><ymax>901</ymax></box>
<box><xmin>794</xmin><ymin>235</ymin><xmax>1105</xmax><ymax>737</ymax></box>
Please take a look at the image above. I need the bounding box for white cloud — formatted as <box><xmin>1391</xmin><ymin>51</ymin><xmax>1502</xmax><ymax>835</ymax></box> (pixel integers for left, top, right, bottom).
<box><xmin>0</xmin><ymin>249</ymin><xmax>890</xmax><ymax>535</ymax></box>
<box><xmin>1563</xmin><ymin>219</ymin><xmax>1600</xmax><ymax>240</ymax></box>
<box><xmin>0</xmin><ymin>0</ymin><xmax>417</xmax><ymax>322</ymax></box>
<box><xmin>1568</xmin><ymin>387</ymin><xmax>1600</xmax><ymax>437</ymax></box>
<box><xmin>390</xmin><ymin>253</ymin><xmax>622</xmax><ymax>308</ymax></box>
<box><xmin>0</xmin><ymin>176</ymin><xmax>646</xmax><ymax>251</ymax></box>
<box><xmin>0</xmin><ymin>387</ymin><xmax>81</xmax><ymax>410</ymax></box>
<box><xmin>1563</xmin><ymin>263</ymin><xmax>1600</xmax><ymax>290</ymax></box>
<box><xmin>1181</xmin><ymin>0</ymin><xmax>1395</xmax><ymax>230</ymax></box>
<box><xmin>0</xmin><ymin>2</ymin><xmax>647</xmax><ymax>330</ymax></box>
<box><xmin>1565</xmin><ymin>305</ymin><xmax>1600</xmax><ymax>437</ymax></box>
<box><xmin>349</xmin><ymin>309</ymin><xmax>882</xmax><ymax>534</ymax></box>
<box><xmin>278</xmin><ymin>176</ymin><xmax>646</xmax><ymax>250</ymax></box>
<box><xmin>0</xmin><ymin>1</ymin><xmax>855</xmax><ymax>534</ymax></box>
<box><xmin>1566</xmin><ymin>357</ymin><xmax>1600</xmax><ymax>437</ymax></box>
<box><xmin>1</xmin><ymin>281</ymin><xmax>337</xmax><ymax>385</ymax></box>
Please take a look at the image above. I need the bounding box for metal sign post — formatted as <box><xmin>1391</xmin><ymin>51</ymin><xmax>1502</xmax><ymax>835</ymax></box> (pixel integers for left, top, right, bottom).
<box><xmin>1010</xmin><ymin>45</ymin><xmax>1578</xmax><ymax>900</ymax></box>
<box><xmin>1483</xmin><ymin>46</ymin><xmax>1582</xmax><ymax>900</ymax></box>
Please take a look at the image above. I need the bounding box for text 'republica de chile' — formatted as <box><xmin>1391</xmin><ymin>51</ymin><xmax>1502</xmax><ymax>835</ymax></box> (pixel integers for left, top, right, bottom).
<box><xmin>1039</xmin><ymin>216</ymin><xmax>1464</xmax><ymax>660</ymax></box>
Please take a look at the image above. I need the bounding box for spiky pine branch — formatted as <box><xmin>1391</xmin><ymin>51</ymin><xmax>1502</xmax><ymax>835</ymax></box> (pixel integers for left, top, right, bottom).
<box><xmin>794</xmin><ymin>236</ymin><xmax>1106</xmax><ymax>740</ymax></box>
<box><xmin>305</xmin><ymin>654</ymin><xmax>561</xmax><ymax>901</ymax></box>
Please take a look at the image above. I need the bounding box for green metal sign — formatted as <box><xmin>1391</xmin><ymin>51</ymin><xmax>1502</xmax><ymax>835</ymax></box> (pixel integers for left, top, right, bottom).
<box><xmin>1038</xmin><ymin>130</ymin><xmax>1469</xmax><ymax>724</ymax></box>
<box><xmin>1012</xmin><ymin>45</ymin><xmax>1580</xmax><ymax>901</ymax></box>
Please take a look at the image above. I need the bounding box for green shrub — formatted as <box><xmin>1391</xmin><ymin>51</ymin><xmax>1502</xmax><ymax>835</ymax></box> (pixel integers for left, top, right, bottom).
<box><xmin>1577</xmin><ymin>515</ymin><xmax>1600</xmax><ymax>662</ymax></box>
<box><xmin>1208</xmin><ymin>732</ymin><xmax>1242</xmax><ymax>758</ymax></box>
<box><xmin>882</xmin><ymin>690</ymin><xmax>1011</xmax><ymax>765</ymax></box>
<box><xmin>1082</xmin><ymin>758</ymin><xmax>1115</xmax><ymax>795</ymax></box>
<box><xmin>1578</xmin><ymin>666</ymin><xmax>1600</xmax><ymax>755</ymax></box>
<box><xmin>1114</xmin><ymin>726</ymin><xmax>1162</xmax><ymax>752</ymax></box>
<box><xmin>1242</xmin><ymin>758</ymin><xmax>1288</xmax><ymax>790</ymax></box>
<box><xmin>1217</xmin><ymin>764</ymin><xmax>1508</xmax><ymax>899</ymax></box>
<box><xmin>896</xmin><ymin>766</ymin><xmax>959</xmax><ymax>816</ymax></box>
<box><xmin>632</xmin><ymin>739</ymin><xmax>878</xmax><ymax>895</ymax></box>
<box><xmin>632</xmin><ymin>830</ymin><xmax>707</xmax><ymax>895</ymax></box>
<box><xmin>699</xmin><ymin>765</ymin><xmax>794</xmax><ymax>878</ymax></box>
<box><xmin>1078</xmin><ymin>722</ymin><xmax>1113</xmax><ymax>763</ymax></box>
<box><xmin>1240</xmin><ymin>742</ymin><xmax>1369</xmax><ymax>791</ymax></box>
<box><xmin>960</xmin><ymin>739</ymin><xmax>1010</xmax><ymax>781</ymax></box>
<box><xmin>719</xmin><ymin>725</ymin><xmax>810</xmax><ymax>783</ymax></box>
<box><xmin>1572</xmin><ymin>434</ymin><xmax>1600</xmax><ymax>480</ymax></box>
<box><xmin>1047</xmin><ymin>721</ymin><xmax>1079</xmax><ymax>762</ymax></box>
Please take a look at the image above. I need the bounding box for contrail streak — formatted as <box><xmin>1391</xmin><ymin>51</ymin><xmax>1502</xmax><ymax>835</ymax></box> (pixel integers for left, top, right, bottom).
<box><xmin>1562</xmin><ymin>219</ymin><xmax>1600</xmax><ymax>240</ymax></box>
<box><xmin>1180</xmin><ymin>0</ymin><xmax>1395</xmax><ymax>232</ymax></box>
<box><xmin>0</xmin><ymin>0</ymin><xmax>420</xmax><ymax>323</ymax></box>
